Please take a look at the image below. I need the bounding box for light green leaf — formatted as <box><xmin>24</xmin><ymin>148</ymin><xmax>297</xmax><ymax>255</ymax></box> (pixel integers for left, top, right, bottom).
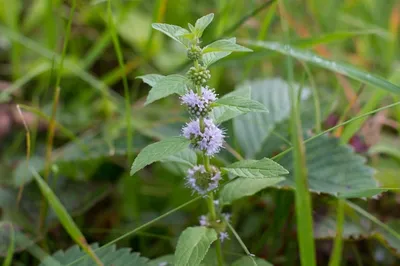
<box><xmin>161</xmin><ymin>148</ymin><xmax>197</xmax><ymax>168</ymax></box>
<box><xmin>210</xmin><ymin>86</ymin><xmax>252</xmax><ymax>123</ymax></box>
<box><xmin>152</xmin><ymin>23</ymin><xmax>190</xmax><ymax>47</ymax></box>
<box><xmin>233</xmin><ymin>78</ymin><xmax>310</xmax><ymax>158</ymax></box>
<box><xmin>222</xmin><ymin>158</ymin><xmax>288</xmax><ymax>179</ymax></box>
<box><xmin>40</xmin><ymin>243</ymin><xmax>149</xmax><ymax>266</ymax></box>
<box><xmin>245</xmin><ymin>41</ymin><xmax>400</xmax><ymax>94</ymax></box>
<box><xmin>194</xmin><ymin>13</ymin><xmax>214</xmax><ymax>37</ymax></box>
<box><xmin>203</xmin><ymin>39</ymin><xmax>252</xmax><ymax>53</ymax></box>
<box><xmin>148</xmin><ymin>254</ymin><xmax>175</xmax><ymax>266</ymax></box>
<box><xmin>137</xmin><ymin>74</ymin><xmax>165</xmax><ymax>87</ymax></box>
<box><xmin>278</xmin><ymin>135</ymin><xmax>378</xmax><ymax>196</ymax></box>
<box><xmin>220</xmin><ymin>177</ymin><xmax>284</xmax><ymax>205</ymax></box>
<box><xmin>202</xmin><ymin>51</ymin><xmax>231</xmax><ymax>67</ymax></box>
<box><xmin>215</xmin><ymin>96</ymin><xmax>268</xmax><ymax>114</ymax></box>
<box><xmin>202</xmin><ymin>38</ymin><xmax>236</xmax><ymax>67</ymax></box>
<box><xmin>174</xmin><ymin>226</ymin><xmax>217</xmax><ymax>266</ymax></box>
<box><xmin>145</xmin><ymin>74</ymin><xmax>188</xmax><ymax>105</ymax></box>
<box><xmin>130</xmin><ymin>137</ymin><xmax>191</xmax><ymax>175</ymax></box>
<box><xmin>232</xmin><ymin>256</ymin><xmax>273</xmax><ymax>266</ymax></box>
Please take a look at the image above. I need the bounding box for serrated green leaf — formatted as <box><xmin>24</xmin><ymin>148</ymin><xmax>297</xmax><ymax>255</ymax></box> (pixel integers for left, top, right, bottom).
<box><xmin>210</xmin><ymin>87</ymin><xmax>252</xmax><ymax>123</ymax></box>
<box><xmin>202</xmin><ymin>38</ymin><xmax>237</xmax><ymax>67</ymax></box>
<box><xmin>152</xmin><ymin>23</ymin><xmax>190</xmax><ymax>47</ymax></box>
<box><xmin>161</xmin><ymin>148</ymin><xmax>197</xmax><ymax>168</ymax></box>
<box><xmin>39</xmin><ymin>243</ymin><xmax>149</xmax><ymax>266</ymax></box>
<box><xmin>202</xmin><ymin>51</ymin><xmax>232</xmax><ymax>67</ymax></box>
<box><xmin>130</xmin><ymin>137</ymin><xmax>191</xmax><ymax>175</ymax></box>
<box><xmin>145</xmin><ymin>74</ymin><xmax>188</xmax><ymax>105</ymax></box>
<box><xmin>194</xmin><ymin>13</ymin><xmax>214</xmax><ymax>38</ymax></box>
<box><xmin>234</xmin><ymin>78</ymin><xmax>310</xmax><ymax>158</ymax></box>
<box><xmin>220</xmin><ymin>177</ymin><xmax>284</xmax><ymax>205</ymax></box>
<box><xmin>232</xmin><ymin>256</ymin><xmax>273</xmax><ymax>266</ymax></box>
<box><xmin>215</xmin><ymin>96</ymin><xmax>268</xmax><ymax>114</ymax></box>
<box><xmin>278</xmin><ymin>135</ymin><xmax>377</xmax><ymax>196</ymax></box>
<box><xmin>174</xmin><ymin>226</ymin><xmax>217</xmax><ymax>266</ymax></box>
<box><xmin>137</xmin><ymin>74</ymin><xmax>165</xmax><ymax>87</ymax></box>
<box><xmin>222</xmin><ymin>158</ymin><xmax>288</xmax><ymax>179</ymax></box>
<box><xmin>245</xmin><ymin>41</ymin><xmax>400</xmax><ymax>94</ymax></box>
<box><xmin>203</xmin><ymin>39</ymin><xmax>252</xmax><ymax>53</ymax></box>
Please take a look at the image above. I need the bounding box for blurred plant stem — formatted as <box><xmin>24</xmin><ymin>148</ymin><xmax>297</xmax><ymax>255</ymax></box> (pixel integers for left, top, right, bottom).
<box><xmin>279</xmin><ymin>1</ymin><xmax>316</xmax><ymax>265</ymax></box>
<box><xmin>207</xmin><ymin>192</ymin><xmax>224</xmax><ymax>266</ymax></box>
<box><xmin>39</xmin><ymin>0</ymin><xmax>77</xmax><ymax>238</ymax></box>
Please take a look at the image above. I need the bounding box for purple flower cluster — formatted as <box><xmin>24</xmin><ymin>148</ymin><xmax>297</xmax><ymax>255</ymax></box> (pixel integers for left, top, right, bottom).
<box><xmin>182</xmin><ymin>118</ymin><xmax>224</xmax><ymax>156</ymax></box>
<box><xmin>180</xmin><ymin>87</ymin><xmax>217</xmax><ymax>117</ymax></box>
<box><xmin>185</xmin><ymin>165</ymin><xmax>221</xmax><ymax>195</ymax></box>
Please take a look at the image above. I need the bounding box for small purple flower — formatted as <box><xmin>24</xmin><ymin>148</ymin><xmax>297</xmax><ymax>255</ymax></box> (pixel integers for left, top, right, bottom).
<box><xmin>180</xmin><ymin>87</ymin><xmax>217</xmax><ymax>117</ymax></box>
<box><xmin>219</xmin><ymin>232</ymin><xmax>229</xmax><ymax>242</ymax></box>
<box><xmin>199</xmin><ymin>215</ymin><xmax>209</xmax><ymax>226</ymax></box>
<box><xmin>185</xmin><ymin>165</ymin><xmax>222</xmax><ymax>195</ymax></box>
<box><xmin>182</xmin><ymin>118</ymin><xmax>224</xmax><ymax>156</ymax></box>
<box><xmin>221</xmin><ymin>213</ymin><xmax>231</xmax><ymax>222</ymax></box>
<box><xmin>201</xmin><ymin>86</ymin><xmax>217</xmax><ymax>103</ymax></box>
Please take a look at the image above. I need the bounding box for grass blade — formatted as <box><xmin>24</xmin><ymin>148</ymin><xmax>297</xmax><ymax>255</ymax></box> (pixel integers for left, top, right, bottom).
<box><xmin>244</xmin><ymin>40</ymin><xmax>400</xmax><ymax>94</ymax></box>
<box><xmin>328</xmin><ymin>199</ymin><xmax>345</xmax><ymax>266</ymax></box>
<box><xmin>107</xmin><ymin>0</ymin><xmax>133</xmax><ymax>163</ymax></box>
<box><xmin>346</xmin><ymin>200</ymin><xmax>400</xmax><ymax>241</ymax></box>
<box><xmin>2</xmin><ymin>223</ymin><xmax>14</xmax><ymax>266</ymax></box>
<box><xmin>40</xmin><ymin>0</ymin><xmax>77</xmax><ymax>234</ymax></box>
<box><xmin>279</xmin><ymin>2</ymin><xmax>316</xmax><ymax>265</ymax></box>
<box><xmin>30</xmin><ymin>169</ymin><xmax>103</xmax><ymax>266</ymax></box>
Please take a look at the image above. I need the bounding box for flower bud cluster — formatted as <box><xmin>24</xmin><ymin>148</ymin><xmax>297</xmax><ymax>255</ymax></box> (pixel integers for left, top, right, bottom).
<box><xmin>185</xmin><ymin>165</ymin><xmax>221</xmax><ymax>195</ymax></box>
<box><xmin>187</xmin><ymin>64</ymin><xmax>211</xmax><ymax>86</ymax></box>
<box><xmin>187</xmin><ymin>45</ymin><xmax>202</xmax><ymax>61</ymax></box>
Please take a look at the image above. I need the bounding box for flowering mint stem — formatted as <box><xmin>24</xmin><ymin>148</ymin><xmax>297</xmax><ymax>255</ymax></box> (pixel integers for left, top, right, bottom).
<box><xmin>204</xmin><ymin>153</ymin><xmax>211</xmax><ymax>172</ymax></box>
<box><xmin>207</xmin><ymin>192</ymin><xmax>224</xmax><ymax>266</ymax></box>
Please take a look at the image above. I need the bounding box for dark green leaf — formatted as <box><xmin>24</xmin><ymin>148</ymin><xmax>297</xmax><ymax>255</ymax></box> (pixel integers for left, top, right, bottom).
<box><xmin>220</xmin><ymin>177</ymin><xmax>284</xmax><ymax>205</ymax></box>
<box><xmin>174</xmin><ymin>227</ymin><xmax>217</xmax><ymax>266</ymax></box>
<box><xmin>130</xmin><ymin>137</ymin><xmax>191</xmax><ymax>175</ymax></box>
<box><xmin>210</xmin><ymin>86</ymin><xmax>252</xmax><ymax>123</ymax></box>
<box><xmin>39</xmin><ymin>243</ymin><xmax>149</xmax><ymax>266</ymax></box>
<box><xmin>222</xmin><ymin>158</ymin><xmax>288</xmax><ymax>179</ymax></box>
<box><xmin>145</xmin><ymin>74</ymin><xmax>189</xmax><ymax>105</ymax></box>
<box><xmin>232</xmin><ymin>256</ymin><xmax>273</xmax><ymax>266</ymax></box>
<box><xmin>215</xmin><ymin>96</ymin><xmax>267</xmax><ymax>113</ymax></box>
<box><xmin>278</xmin><ymin>135</ymin><xmax>377</xmax><ymax>196</ymax></box>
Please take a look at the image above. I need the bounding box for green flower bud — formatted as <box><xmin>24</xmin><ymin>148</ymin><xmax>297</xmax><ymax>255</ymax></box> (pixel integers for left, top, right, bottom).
<box><xmin>187</xmin><ymin>64</ymin><xmax>211</xmax><ymax>86</ymax></box>
<box><xmin>187</xmin><ymin>45</ymin><xmax>203</xmax><ymax>61</ymax></box>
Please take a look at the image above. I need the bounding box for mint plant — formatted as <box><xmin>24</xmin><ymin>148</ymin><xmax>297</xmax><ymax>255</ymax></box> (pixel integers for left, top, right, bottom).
<box><xmin>131</xmin><ymin>14</ymin><xmax>289</xmax><ymax>265</ymax></box>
